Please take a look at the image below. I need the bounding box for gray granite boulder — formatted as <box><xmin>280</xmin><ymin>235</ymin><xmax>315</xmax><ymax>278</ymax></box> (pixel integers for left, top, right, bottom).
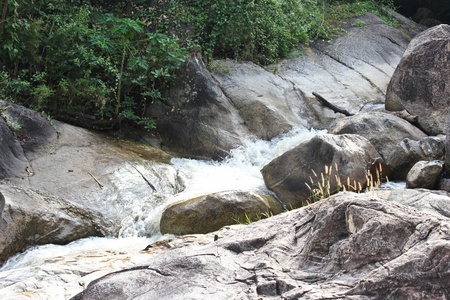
<box><xmin>72</xmin><ymin>192</ymin><xmax>450</xmax><ymax>299</ymax></box>
<box><xmin>406</xmin><ymin>160</ymin><xmax>444</xmax><ymax>189</ymax></box>
<box><xmin>0</xmin><ymin>183</ymin><xmax>113</xmax><ymax>265</ymax></box>
<box><xmin>386</xmin><ymin>24</ymin><xmax>450</xmax><ymax>135</ymax></box>
<box><xmin>329</xmin><ymin>111</ymin><xmax>442</xmax><ymax>179</ymax></box>
<box><xmin>145</xmin><ymin>13</ymin><xmax>424</xmax><ymax>158</ymax></box>
<box><xmin>261</xmin><ymin>133</ymin><xmax>388</xmax><ymax>208</ymax></box>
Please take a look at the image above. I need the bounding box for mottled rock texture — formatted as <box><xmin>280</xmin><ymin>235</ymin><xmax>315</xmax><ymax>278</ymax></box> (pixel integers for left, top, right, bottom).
<box><xmin>386</xmin><ymin>24</ymin><xmax>450</xmax><ymax>135</ymax></box>
<box><xmin>73</xmin><ymin>193</ymin><xmax>450</xmax><ymax>300</ymax></box>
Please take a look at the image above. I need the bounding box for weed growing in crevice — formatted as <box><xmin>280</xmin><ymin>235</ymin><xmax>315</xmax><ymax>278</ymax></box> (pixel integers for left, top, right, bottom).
<box><xmin>304</xmin><ymin>162</ymin><xmax>388</xmax><ymax>206</ymax></box>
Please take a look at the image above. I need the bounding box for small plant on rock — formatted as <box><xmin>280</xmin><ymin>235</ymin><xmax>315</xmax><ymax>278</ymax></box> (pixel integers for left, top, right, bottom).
<box><xmin>304</xmin><ymin>162</ymin><xmax>388</xmax><ymax>206</ymax></box>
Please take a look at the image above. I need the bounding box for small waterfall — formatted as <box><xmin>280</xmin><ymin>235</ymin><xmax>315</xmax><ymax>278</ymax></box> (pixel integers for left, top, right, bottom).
<box><xmin>0</xmin><ymin>126</ymin><xmax>323</xmax><ymax>272</ymax></box>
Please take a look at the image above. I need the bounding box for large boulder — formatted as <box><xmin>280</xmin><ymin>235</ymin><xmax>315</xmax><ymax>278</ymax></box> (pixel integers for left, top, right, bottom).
<box><xmin>261</xmin><ymin>133</ymin><xmax>388</xmax><ymax>208</ymax></box>
<box><xmin>144</xmin><ymin>55</ymin><xmax>251</xmax><ymax>159</ymax></box>
<box><xmin>72</xmin><ymin>192</ymin><xmax>450</xmax><ymax>299</ymax></box>
<box><xmin>406</xmin><ymin>160</ymin><xmax>444</xmax><ymax>189</ymax></box>
<box><xmin>0</xmin><ymin>106</ymin><xmax>32</xmax><ymax>179</ymax></box>
<box><xmin>386</xmin><ymin>24</ymin><xmax>450</xmax><ymax>135</ymax></box>
<box><xmin>145</xmin><ymin>13</ymin><xmax>424</xmax><ymax>159</ymax></box>
<box><xmin>329</xmin><ymin>111</ymin><xmax>437</xmax><ymax>179</ymax></box>
<box><xmin>0</xmin><ymin>183</ymin><xmax>114</xmax><ymax>265</ymax></box>
<box><xmin>0</xmin><ymin>100</ymin><xmax>182</xmax><ymax>238</ymax></box>
<box><xmin>160</xmin><ymin>190</ymin><xmax>283</xmax><ymax>235</ymax></box>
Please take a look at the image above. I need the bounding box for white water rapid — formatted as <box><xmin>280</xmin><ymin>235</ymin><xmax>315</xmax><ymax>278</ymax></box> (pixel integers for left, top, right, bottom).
<box><xmin>0</xmin><ymin>126</ymin><xmax>323</xmax><ymax>273</ymax></box>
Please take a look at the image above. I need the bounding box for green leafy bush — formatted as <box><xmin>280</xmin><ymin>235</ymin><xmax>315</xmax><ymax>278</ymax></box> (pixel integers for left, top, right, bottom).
<box><xmin>0</xmin><ymin>0</ymin><xmax>186</xmax><ymax>129</ymax></box>
<box><xmin>149</xmin><ymin>0</ymin><xmax>397</xmax><ymax>65</ymax></box>
<box><xmin>0</xmin><ymin>0</ymin><xmax>396</xmax><ymax>130</ymax></box>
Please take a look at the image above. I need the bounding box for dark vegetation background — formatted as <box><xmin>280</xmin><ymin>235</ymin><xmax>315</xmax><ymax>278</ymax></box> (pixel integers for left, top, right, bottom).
<box><xmin>0</xmin><ymin>0</ymin><xmax>397</xmax><ymax>131</ymax></box>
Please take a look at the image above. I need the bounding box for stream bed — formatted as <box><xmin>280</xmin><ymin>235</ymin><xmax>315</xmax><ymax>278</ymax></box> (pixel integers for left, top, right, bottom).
<box><xmin>0</xmin><ymin>126</ymin><xmax>324</xmax><ymax>298</ymax></box>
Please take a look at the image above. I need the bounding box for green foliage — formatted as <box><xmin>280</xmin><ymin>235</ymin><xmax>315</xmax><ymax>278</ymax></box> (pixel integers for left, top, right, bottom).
<box><xmin>0</xmin><ymin>107</ymin><xmax>21</xmax><ymax>131</ymax></box>
<box><xmin>0</xmin><ymin>0</ymin><xmax>186</xmax><ymax>130</ymax></box>
<box><xmin>0</xmin><ymin>0</ymin><xmax>397</xmax><ymax>130</ymax></box>
<box><xmin>149</xmin><ymin>0</ymin><xmax>398</xmax><ymax>65</ymax></box>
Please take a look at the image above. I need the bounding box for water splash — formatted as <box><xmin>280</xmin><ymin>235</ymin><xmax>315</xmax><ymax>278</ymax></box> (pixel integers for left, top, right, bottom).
<box><xmin>169</xmin><ymin>126</ymin><xmax>324</xmax><ymax>202</ymax></box>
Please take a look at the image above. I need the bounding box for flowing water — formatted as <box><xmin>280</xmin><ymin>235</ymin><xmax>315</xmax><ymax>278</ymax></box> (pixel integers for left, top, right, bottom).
<box><xmin>0</xmin><ymin>126</ymin><xmax>324</xmax><ymax>273</ymax></box>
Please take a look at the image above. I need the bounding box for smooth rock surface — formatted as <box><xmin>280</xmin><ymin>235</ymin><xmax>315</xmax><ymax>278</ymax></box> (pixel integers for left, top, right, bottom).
<box><xmin>73</xmin><ymin>192</ymin><xmax>450</xmax><ymax>300</ymax></box>
<box><xmin>146</xmin><ymin>13</ymin><xmax>424</xmax><ymax>158</ymax></box>
<box><xmin>406</xmin><ymin>160</ymin><xmax>444</xmax><ymax>189</ymax></box>
<box><xmin>374</xmin><ymin>188</ymin><xmax>450</xmax><ymax>219</ymax></box>
<box><xmin>160</xmin><ymin>190</ymin><xmax>283</xmax><ymax>235</ymax></box>
<box><xmin>386</xmin><ymin>24</ymin><xmax>450</xmax><ymax>135</ymax></box>
<box><xmin>261</xmin><ymin>133</ymin><xmax>388</xmax><ymax>208</ymax></box>
<box><xmin>0</xmin><ymin>184</ymin><xmax>113</xmax><ymax>265</ymax></box>
<box><xmin>0</xmin><ymin>100</ymin><xmax>182</xmax><ymax>238</ymax></box>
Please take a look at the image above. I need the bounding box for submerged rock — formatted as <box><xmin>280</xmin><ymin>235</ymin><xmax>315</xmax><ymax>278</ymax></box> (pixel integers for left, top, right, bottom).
<box><xmin>261</xmin><ymin>133</ymin><xmax>388</xmax><ymax>208</ymax></box>
<box><xmin>72</xmin><ymin>192</ymin><xmax>450</xmax><ymax>299</ymax></box>
<box><xmin>160</xmin><ymin>190</ymin><xmax>283</xmax><ymax>235</ymax></box>
<box><xmin>386</xmin><ymin>24</ymin><xmax>450</xmax><ymax>135</ymax></box>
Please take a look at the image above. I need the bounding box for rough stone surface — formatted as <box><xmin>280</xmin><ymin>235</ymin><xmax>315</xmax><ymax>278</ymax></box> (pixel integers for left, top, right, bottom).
<box><xmin>445</xmin><ymin>107</ymin><xmax>450</xmax><ymax>173</ymax></box>
<box><xmin>329</xmin><ymin>111</ymin><xmax>437</xmax><ymax>179</ymax></box>
<box><xmin>386</xmin><ymin>24</ymin><xmax>450</xmax><ymax>135</ymax></box>
<box><xmin>406</xmin><ymin>160</ymin><xmax>444</xmax><ymax>189</ymax></box>
<box><xmin>160</xmin><ymin>190</ymin><xmax>283</xmax><ymax>235</ymax></box>
<box><xmin>0</xmin><ymin>183</ymin><xmax>113</xmax><ymax>265</ymax></box>
<box><xmin>261</xmin><ymin>133</ymin><xmax>388</xmax><ymax>208</ymax></box>
<box><xmin>146</xmin><ymin>13</ymin><xmax>424</xmax><ymax>158</ymax></box>
<box><xmin>145</xmin><ymin>55</ymin><xmax>251</xmax><ymax>159</ymax></box>
<box><xmin>72</xmin><ymin>193</ymin><xmax>450</xmax><ymax>300</ymax></box>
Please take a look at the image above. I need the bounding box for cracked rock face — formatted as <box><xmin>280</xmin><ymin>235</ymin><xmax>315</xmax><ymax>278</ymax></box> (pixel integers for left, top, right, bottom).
<box><xmin>73</xmin><ymin>192</ymin><xmax>450</xmax><ymax>300</ymax></box>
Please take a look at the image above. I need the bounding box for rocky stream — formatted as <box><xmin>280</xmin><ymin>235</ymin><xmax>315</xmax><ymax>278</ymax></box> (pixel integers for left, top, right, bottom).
<box><xmin>1</xmin><ymin>12</ymin><xmax>449</xmax><ymax>299</ymax></box>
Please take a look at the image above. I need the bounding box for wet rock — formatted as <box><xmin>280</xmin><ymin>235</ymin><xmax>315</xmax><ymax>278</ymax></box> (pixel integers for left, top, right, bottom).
<box><xmin>0</xmin><ymin>183</ymin><xmax>114</xmax><ymax>265</ymax></box>
<box><xmin>160</xmin><ymin>190</ymin><xmax>283</xmax><ymax>235</ymax></box>
<box><xmin>0</xmin><ymin>100</ymin><xmax>182</xmax><ymax>238</ymax></box>
<box><xmin>72</xmin><ymin>193</ymin><xmax>450</xmax><ymax>299</ymax></box>
<box><xmin>261</xmin><ymin>133</ymin><xmax>388</xmax><ymax>208</ymax></box>
<box><xmin>386</xmin><ymin>24</ymin><xmax>450</xmax><ymax>135</ymax></box>
<box><xmin>406</xmin><ymin>160</ymin><xmax>444</xmax><ymax>189</ymax></box>
<box><xmin>329</xmin><ymin>111</ymin><xmax>440</xmax><ymax>179</ymax></box>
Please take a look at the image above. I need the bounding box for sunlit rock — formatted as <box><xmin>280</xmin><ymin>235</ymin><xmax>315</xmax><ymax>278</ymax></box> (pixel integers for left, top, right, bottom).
<box><xmin>0</xmin><ymin>184</ymin><xmax>114</xmax><ymax>265</ymax></box>
<box><xmin>406</xmin><ymin>160</ymin><xmax>444</xmax><ymax>189</ymax></box>
<box><xmin>329</xmin><ymin>111</ymin><xmax>437</xmax><ymax>179</ymax></box>
<box><xmin>261</xmin><ymin>133</ymin><xmax>388</xmax><ymax>208</ymax></box>
<box><xmin>73</xmin><ymin>193</ymin><xmax>450</xmax><ymax>299</ymax></box>
<box><xmin>160</xmin><ymin>190</ymin><xmax>283</xmax><ymax>235</ymax></box>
